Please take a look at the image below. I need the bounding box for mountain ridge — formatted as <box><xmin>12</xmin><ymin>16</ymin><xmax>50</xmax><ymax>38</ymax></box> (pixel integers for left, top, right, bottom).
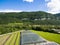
<box><xmin>0</xmin><ymin>11</ymin><xmax>60</xmax><ymax>25</ymax></box>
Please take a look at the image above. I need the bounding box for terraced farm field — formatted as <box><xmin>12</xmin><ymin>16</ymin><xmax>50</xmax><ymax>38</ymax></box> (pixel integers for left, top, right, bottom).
<box><xmin>0</xmin><ymin>30</ymin><xmax>60</xmax><ymax>45</ymax></box>
<box><xmin>0</xmin><ymin>31</ymin><xmax>20</xmax><ymax>45</ymax></box>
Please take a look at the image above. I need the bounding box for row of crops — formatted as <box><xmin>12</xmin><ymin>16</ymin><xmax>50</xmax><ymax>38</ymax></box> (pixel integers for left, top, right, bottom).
<box><xmin>0</xmin><ymin>31</ymin><xmax>20</xmax><ymax>45</ymax></box>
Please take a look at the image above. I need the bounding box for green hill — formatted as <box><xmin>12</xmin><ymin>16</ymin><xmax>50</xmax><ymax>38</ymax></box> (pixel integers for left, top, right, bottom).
<box><xmin>0</xmin><ymin>11</ymin><xmax>60</xmax><ymax>25</ymax></box>
<box><xmin>0</xmin><ymin>11</ymin><xmax>60</xmax><ymax>34</ymax></box>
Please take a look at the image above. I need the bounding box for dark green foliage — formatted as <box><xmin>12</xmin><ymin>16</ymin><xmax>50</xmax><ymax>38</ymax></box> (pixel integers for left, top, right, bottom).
<box><xmin>32</xmin><ymin>25</ymin><xmax>60</xmax><ymax>34</ymax></box>
<box><xmin>0</xmin><ymin>11</ymin><xmax>60</xmax><ymax>25</ymax></box>
<box><xmin>0</xmin><ymin>11</ymin><xmax>60</xmax><ymax>34</ymax></box>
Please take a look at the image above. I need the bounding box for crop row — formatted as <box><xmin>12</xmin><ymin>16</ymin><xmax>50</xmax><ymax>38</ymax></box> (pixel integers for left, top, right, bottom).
<box><xmin>0</xmin><ymin>31</ymin><xmax>20</xmax><ymax>45</ymax></box>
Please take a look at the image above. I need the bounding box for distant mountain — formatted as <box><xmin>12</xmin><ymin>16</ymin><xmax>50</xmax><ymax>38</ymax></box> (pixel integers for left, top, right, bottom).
<box><xmin>0</xmin><ymin>11</ymin><xmax>60</xmax><ymax>25</ymax></box>
<box><xmin>55</xmin><ymin>13</ymin><xmax>60</xmax><ymax>17</ymax></box>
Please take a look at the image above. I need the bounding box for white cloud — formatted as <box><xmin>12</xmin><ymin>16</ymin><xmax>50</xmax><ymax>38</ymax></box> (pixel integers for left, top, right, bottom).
<box><xmin>46</xmin><ymin>0</ymin><xmax>60</xmax><ymax>14</ymax></box>
<box><xmin>23</xmin><ymin>0</ymin><xmax>34</xmax><ymax>2</ymax></box>
<box><xmin>0</xmin><ymin>9</ymin><xmax>22</xmax><ymax>13</ymax></box>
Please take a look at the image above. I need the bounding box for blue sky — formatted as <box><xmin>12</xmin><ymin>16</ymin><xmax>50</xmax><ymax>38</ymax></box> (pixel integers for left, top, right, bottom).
<box><xmin>0</xmin><ymin>0</ymin><xmax>60</xmax><ymax>14</ymax></box>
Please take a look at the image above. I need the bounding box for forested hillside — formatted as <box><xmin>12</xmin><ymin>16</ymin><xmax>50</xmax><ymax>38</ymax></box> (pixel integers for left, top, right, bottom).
<box><xmin>0</xmin><ymin>11</ymin><xmax>60</xmax><ymax>34</ymax></box>
<box><xmin>0</xmin><ymin>11</ymin><xmax>60</xmax><ymax>25</ymax></box>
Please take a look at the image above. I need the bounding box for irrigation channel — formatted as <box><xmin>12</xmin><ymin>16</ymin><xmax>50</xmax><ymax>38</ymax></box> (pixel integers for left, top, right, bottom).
<box><xmin>20</xmin><ymin>30</ymin><xmax>59</xmax><ymax>45</ymax></box>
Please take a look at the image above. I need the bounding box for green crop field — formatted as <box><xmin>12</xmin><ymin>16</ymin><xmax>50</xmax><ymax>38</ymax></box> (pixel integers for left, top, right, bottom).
<box><xmin>32</xmin><ymin>30</ymin><xmax>60</xmax><ymax>44</ymax></box>
<box><xmin>0</xmin><ymin>30</ymin><xmax>60</xmax><ymax>45</ymax></box>
<box><xmin>0</xmin><ymin>31</ymin><xmax>20</xmax><ymax>45</ymax></box>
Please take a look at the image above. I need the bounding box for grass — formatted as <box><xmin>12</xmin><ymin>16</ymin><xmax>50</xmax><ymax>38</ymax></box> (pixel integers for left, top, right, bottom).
<box><xmin>15</xmin><ymin>32</ymin><xmax>20</xmax><ymax>45</ymax></box>
<box><xmin>4</xmin><ymin>31</ymin><xmax>20</xmax><ymax>45</ymax></box>
<box><xmin>0</xmin><ymin>30</ymin><xmax>20</xmax><ymax>45</ymax></box>
<box><xmin>0</xmin><ymin>34</ymin><xmax>11</xmax><ymax>45</ymax></box>
<box><xmin>5</xmin><ymin>33</ymin><xmax>15</xmax><ymax>45</ymax></box>
<box><xmin>32</xmin><ymin>30</ymin><xmax>60</xmax><ymax>44</ymax></box>
<box><xmin>10</xmin><ymin>33</ymin><xmax>17</xmax><ymax>45</ymax></box>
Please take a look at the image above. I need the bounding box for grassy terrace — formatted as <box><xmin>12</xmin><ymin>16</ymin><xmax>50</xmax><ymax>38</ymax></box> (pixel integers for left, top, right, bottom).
<box><xmin>0</xmin><ymin>34</ymin><xmax>11</xmax><ymax>45</ymax></box>
<box><xmin>0</xmin><ymin>31</ymin><xmax>20</xmax><ymax>45</ymax></box>
<box><xmin>32</xmin><ymin>30</ymin><xmax>60</xmax><ymax>44</ymax></box>
<box><xmin>15</xmin><ymin>32</ymin><xmax>20</xmax><ymax>45</ymax></box>
<box><xmin>0</xmin><ymin>30</ymin><xmax>60</xmax><ymax>45</ymax></box>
